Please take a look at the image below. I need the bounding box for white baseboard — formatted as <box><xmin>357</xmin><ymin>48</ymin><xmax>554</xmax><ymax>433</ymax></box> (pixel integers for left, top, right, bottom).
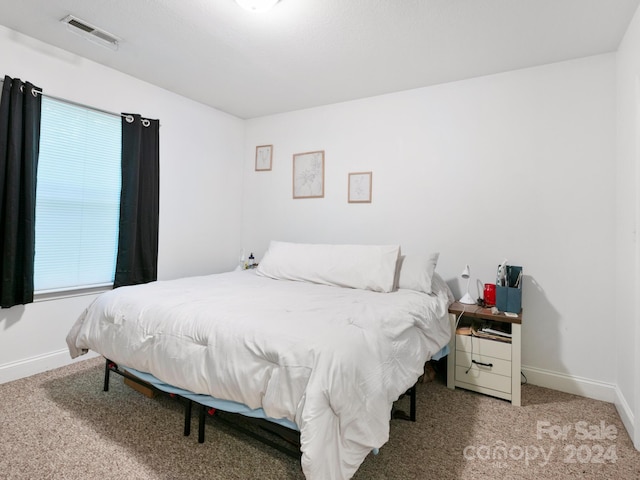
<box><xmin>521</xmin><ymin>365</ymin><xmax>616</xmax><ymax>403</ymax></box>
<box><xmin>613</xmin><ymin>384</ymin><xmax>636</xmax><ymax>446</ymax></box>
<box><xmin>0</xmin><ymin>349</ymin><xmax>99</xmax><ymax>385</ymax></box>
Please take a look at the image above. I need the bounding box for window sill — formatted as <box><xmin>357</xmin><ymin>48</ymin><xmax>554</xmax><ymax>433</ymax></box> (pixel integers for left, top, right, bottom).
<box><xmin>34</xmin><ymin>284</ymin><xmax>112</xmax><ymax>303</ymax></box>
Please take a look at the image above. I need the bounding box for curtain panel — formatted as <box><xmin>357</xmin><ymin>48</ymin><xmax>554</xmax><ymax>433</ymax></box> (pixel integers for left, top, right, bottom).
<box><xmin>114</xmin><ymin>114</ymin><xmax>159</xmax><ymax>288</ymax></box>
<box><xmin>0</xmin><ymin>76</ymin><xmax>42</xmax><ymax>308</ymax></box>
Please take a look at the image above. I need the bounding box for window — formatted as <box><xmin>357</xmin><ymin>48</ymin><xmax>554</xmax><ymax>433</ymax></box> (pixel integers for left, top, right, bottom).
<box><xmin>34</xmin><ymin>97</ymin><xmax>121</xmax><ymax>292</ymax></box>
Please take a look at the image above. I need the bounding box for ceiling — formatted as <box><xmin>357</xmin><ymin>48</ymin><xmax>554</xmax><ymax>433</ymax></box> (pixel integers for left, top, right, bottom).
<box><xmin>0</xmin><ymin>0</ymin><xmax>638</xmax><ymax>119</ymax></box>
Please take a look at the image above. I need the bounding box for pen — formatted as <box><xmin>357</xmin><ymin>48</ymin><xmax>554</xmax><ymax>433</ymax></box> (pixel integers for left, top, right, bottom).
<box><xmin>514</xmin><ymin>270</ymin><xmax>522</xmax><ymax>288</ymax></box>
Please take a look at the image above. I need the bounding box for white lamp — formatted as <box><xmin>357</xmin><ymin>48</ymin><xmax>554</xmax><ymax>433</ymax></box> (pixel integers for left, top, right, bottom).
<box><xmin>459</xmin><ymin>264</ymin><xmax>476</xmax><ymax>304</ymax></box>
<box><xmin>235</xmin><ymin>0</ymin><xmax>280</xmax><ymax>12</ymax></box>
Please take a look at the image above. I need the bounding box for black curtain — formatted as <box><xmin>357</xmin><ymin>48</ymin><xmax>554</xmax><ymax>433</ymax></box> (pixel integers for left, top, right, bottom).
<box><xmin>0</xmin><ymin>76</ymin><xmax>42</xmax><ymax>308</ymax></box>
<box><xmin>113</xmin><ymin>114</ymin><xmax>159</xmax><ymax>288</ymax></box>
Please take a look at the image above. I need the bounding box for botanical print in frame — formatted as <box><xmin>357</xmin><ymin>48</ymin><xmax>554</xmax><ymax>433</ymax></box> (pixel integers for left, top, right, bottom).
<box><xmin>293</xmin><ymin>150</ymin><xmax>324</xmax><ymax>199</ymax></box>
<box><xmin>255</xmin><ymin>145</ymin><xmax>273</xmax><ymax>171</ymax></box>
<box><xmin>348</xmin><ymin>172</ymin><xmax>372</xmax><ymax>203</ymax></box>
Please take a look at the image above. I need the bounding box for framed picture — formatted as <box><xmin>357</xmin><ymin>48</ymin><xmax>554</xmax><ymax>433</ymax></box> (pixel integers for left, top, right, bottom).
<box><xmin>348</xmin><ymin>172</ymin><xmax>372</xmax><ymax>203</ymax></box>
<box><xmin>293</xmin><ymin>150</ymin><xmax>324</xmax><ymax>199</ymax></box>
<box><xmin>255</xmin><ymin>145</ymin><xmax>273</xmax><ymax>171</ymax></box>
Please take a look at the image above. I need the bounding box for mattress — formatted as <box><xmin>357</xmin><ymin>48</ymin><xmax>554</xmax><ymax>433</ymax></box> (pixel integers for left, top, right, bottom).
<box><xmin>67</xmin><ymin>269</ymin><xmax>452</xmax><ymax>479</ymax></box>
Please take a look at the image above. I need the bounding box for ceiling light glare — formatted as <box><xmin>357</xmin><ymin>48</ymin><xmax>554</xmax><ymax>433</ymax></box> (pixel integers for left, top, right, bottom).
<box><xmin>234</xmin><ymin>0</ymin><xmax>280</xmax><ymax>13</ymax></box>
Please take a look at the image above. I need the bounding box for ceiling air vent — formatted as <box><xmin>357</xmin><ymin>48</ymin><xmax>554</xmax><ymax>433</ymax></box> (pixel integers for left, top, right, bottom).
<box><xmin>61</xmin><ymin>15</ymin><xmax>119</xmax><ymax>51</ymax></box>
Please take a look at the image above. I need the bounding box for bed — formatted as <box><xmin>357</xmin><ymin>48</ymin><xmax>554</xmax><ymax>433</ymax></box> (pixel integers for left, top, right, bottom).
<box><xmin>66</xmin><ymin>241</ymin><xmax>453</xmax><ymax>480</ymax></box>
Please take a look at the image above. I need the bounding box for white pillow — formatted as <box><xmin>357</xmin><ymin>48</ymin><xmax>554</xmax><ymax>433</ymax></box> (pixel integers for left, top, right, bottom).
<box><xmin>397</xmin><ymin>252</ymin><xmax>440</xmax><ymax>294</ymax></box>
<box><xmin>431</xmin><ymin>272</ymin><xmax>455</xmax><ymax>303</ymax></box>
<box><xmin>256</xmin><ymin>241</ymin><xmax>401</xmax><ymax>293</ymax></box>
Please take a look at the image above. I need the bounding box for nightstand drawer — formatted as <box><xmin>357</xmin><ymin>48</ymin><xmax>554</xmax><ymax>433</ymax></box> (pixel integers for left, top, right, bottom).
<box><xmin>455</xmin><ymin>349</ymin><xmax>511</xmax><ymax>377</ymax></box>
<box><xmin>455</xmin><ymin>366</ymin><xmax>512</xmax><ymax>394</ymax></box>
<box><xmin>456</xmin><ymin>334</ymin><xmax>511</xmax><ymax>361</ymax></box>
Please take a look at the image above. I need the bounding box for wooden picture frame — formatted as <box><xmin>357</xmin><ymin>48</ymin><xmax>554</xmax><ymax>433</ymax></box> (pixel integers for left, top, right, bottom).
<box><xmin>293</xmin><ymin>150</ymin><xmax>324</xmax><ymax>199</ymax></box>
<box><xmin>255</xmin><ymin>145</ymin><xmax>273</xmax><ymax>171</ymax></box>
<box><xmin>348</xmin><ymin>172</ymin><xmax>372</xmax><ymax>203</ymax></box>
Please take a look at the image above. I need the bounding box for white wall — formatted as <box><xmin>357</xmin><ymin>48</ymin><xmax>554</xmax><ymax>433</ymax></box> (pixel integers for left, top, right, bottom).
<box><xmin>616</xmin><ymin>5</ymin><xmax>640</xmax><ymax>449</ymax></box>
<box><xmin>242</xmin><ymin>55</ymin><xmax>617</xmax><ymax>399</ymax></box>
<box><xmin>0</xmin><ymin>26</ymin><xmax>245</xmax><ymax>382</ymax></box>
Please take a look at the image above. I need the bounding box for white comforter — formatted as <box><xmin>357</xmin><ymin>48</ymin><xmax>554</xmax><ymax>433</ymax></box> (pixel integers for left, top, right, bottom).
<box><xmin>66</xmin><ymin>270</ymin><xmax>451</xmax><ymax>479</ymax></box>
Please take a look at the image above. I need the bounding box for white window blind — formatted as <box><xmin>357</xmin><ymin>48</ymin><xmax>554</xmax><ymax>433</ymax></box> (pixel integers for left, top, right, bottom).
<box><xmin>34</xmin><ymin>97</ymin><xmax>121</xmax><ymax>292</ymax></box>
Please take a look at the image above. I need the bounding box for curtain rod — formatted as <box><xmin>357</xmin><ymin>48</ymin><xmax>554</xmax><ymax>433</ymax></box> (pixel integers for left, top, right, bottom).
<box><xmin>0</xmin><ymin>78</ymin><xmax>152</xmax><ymax>124</ymax></box>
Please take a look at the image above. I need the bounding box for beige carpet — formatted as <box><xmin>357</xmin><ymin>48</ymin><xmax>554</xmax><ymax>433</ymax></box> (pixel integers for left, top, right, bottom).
<box><xmin>1</xmin><ymin>357</ymin><xmax>639</xmax><ymax>479</ymax></box>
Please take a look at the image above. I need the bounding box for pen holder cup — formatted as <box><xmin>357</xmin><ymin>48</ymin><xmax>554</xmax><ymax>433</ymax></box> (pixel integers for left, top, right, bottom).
<box><xmin>495</xmin><ymin>266</ymin><xmax>522</xmax><ymax>314</ymax></box>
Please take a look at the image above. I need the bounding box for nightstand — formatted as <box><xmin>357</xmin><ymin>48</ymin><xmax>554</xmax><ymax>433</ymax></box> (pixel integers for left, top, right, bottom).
<box><xmin>446</xmin><ymin>301</ymin><xmax>522</xmax><ymax>406</ymax></box>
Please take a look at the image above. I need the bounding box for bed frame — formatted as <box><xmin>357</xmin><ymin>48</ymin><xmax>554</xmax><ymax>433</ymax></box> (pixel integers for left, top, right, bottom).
<box><xmin>102</xmin><ymin>358</ymin><xmax>418</xmax><ymax>458</ymax></box>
